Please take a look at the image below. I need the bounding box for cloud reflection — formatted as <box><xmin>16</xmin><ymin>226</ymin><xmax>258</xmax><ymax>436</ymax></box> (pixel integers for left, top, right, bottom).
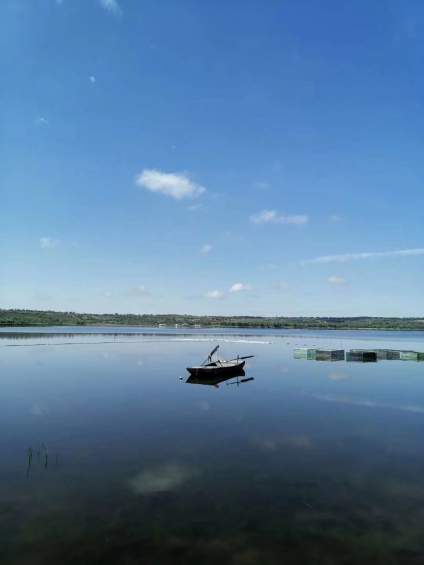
<box><xmin>328</xmin><ymin>371</ymin><xmax>348</xmax><ymax>381</ymax></box>
<box><xmin>128</xmin><ymin>463</ymin><xmax>197</xmax><ymax>495</ymax></box>
<box><xmin>30</xmin><ymin>403</ymin><xmax>49</xmax><ymax>416</ymax></box>
<box><xmin>311</xmin><ymin>393</ymin><xmax>424</xmax><ymax>414</ymax></box>
<box><xmin>254</xmin><ymin>435</ymin><xmax>312</xmax><ymax>451</ymax></box>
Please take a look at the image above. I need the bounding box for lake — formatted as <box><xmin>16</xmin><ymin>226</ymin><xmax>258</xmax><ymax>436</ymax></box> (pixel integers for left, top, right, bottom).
<box><xmin>2</xmin><ymin>327</ymin><xmax>424</xmax><ymax>564</ymax></box>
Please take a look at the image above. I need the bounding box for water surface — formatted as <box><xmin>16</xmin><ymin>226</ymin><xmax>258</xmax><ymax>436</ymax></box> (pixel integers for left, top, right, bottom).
<box><xmin>2</xmin><ymin>328</ymin><xmax>424</xmax><ymax>564</ymax></box>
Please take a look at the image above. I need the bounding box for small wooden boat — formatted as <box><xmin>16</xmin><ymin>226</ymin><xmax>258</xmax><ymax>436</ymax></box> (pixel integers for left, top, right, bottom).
<box><xmin>186</xmin><ymin>345</ymin><xmax>253</xmax><ymax>378</ymax></box>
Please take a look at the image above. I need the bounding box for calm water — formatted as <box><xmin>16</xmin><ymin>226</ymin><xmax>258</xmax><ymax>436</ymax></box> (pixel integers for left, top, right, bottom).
<box><xmin>2</xmin><ymin>327</ymin><xmax>424</xmax><ymax>564</ymax></box>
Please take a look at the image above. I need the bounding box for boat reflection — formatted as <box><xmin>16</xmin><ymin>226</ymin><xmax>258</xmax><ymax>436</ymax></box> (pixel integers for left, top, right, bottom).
<box><xmin>186</xmin><ymin>368</ymin><xmax>255</xmax><ymax>388</ymax></box>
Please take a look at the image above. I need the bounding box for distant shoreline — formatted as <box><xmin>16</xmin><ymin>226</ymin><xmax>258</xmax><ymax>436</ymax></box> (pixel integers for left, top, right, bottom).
<box><xmin>1</xmin><ymin>309</ymin><xmax>424</xmax><ymax>331</ymax></box>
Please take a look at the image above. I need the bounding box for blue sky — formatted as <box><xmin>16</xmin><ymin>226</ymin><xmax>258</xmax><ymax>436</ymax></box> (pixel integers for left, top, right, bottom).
<box><xmin>2</xmin><ymin>0</ymin><xmax>424</xmax><ymax>316</ymax></box>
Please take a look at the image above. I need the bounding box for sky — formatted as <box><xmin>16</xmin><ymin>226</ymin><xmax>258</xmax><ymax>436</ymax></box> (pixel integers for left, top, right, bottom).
<box><xmin>1</xmin><ymin>0</ymin><xmax>424</xmax><ymax>317</ymax></box>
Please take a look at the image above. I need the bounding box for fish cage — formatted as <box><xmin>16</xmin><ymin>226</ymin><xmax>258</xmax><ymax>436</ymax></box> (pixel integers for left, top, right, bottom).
<box><xmin>346</xmin><ymin>351</ymin><xmax>377</xmax><ymax>363</ymax></box>
<box><xmin>294</xmin><ymin>349</ymin><xmax>345</xmax><ymax>361</ymax></box>
<box><xmin>293</xmin><ymin>348</ymin><xmax>317</xmax><ymax>360</ymax></box>
<box><xmin>315</xmin><ymin>349</ymin><xmax>345</xmax><ymax>361</ymax></box>
<box><xmin>399</xmin><ymin>351</ymin><xmax>419</xmax><ymax>361</ymax></box>
<box><xmin>376</xmin><ymin>349</ymin><xmax>401</xmax><ymax>360</ymax></box>
<box><xmin>350</xmin><ymin>348</ymin><xmax>400</xmax><ymax>360</ymax></box>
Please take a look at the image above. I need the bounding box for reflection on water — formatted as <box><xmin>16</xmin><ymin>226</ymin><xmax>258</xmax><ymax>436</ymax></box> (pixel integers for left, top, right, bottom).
<box><xmin>294</xmin><ymin>347</ymin><xmax>424</xmax><ymax>363</ymax></box>
<box><xmin>186</xmin><ymin>368</ymin><xmax>255</xmax><ymax>388</ymax></box>
<box><xmin>2</xmin><ymin>328</ymin><xmax>424</xmax><ymax>564</ymax></box>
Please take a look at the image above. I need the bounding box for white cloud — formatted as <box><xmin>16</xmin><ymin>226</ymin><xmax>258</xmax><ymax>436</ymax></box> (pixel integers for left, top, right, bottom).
<box><xmin>327</xmin><ymin>276</ymin><xmax>347</xmax><ymax>285</ymax></box>
<box><xmin>302</xmin><ymin>248</ymin><xmax>424</xmax><ymax>265</ymax></box>
<box><xmin>99</xmin><ymin>0</ymin><xmax>122</xmax><ymax>16</ymax></box>
<box><xmin>229</xmin><ymin>282</ymin><xmax>251</xmax><ymax>293</ymax></box>
<box><xmin>89</xmin><ymin>75</ymin><xmax>96</xmax><ymax>84</ymax></box>
<box><xmin>136</xmin><ymin>169</ymin><xmax>206</xmax><ymax>200</ymax></box>
<box><xmin>250</xmin><ymin>209</ymin><xmax>308</xmax><ymax>225</ymax></box>
<box><xmin>201</xmin><ymin>244</ymin><xmax>213</xmax><ymax>254</ymax></box>
<box><xmin>35</xmin><ymin>116</ymin><xmax>48</xmax><ymax>126</ymax></box>
<box><xmin>128</xmin><ymin>463</ymin><xmax>196</xmax><ymax>495</ymax></box>
<box><xmin>127</xmin><ymin>285</ymin><xmax>150</xmax><ymax>297</ymax></box>
<box><xmin>206</xmin><ymin>290</ymin><xmax>224</xmax><ymax>299</ymax></box>
<box><xmin>272</xmin><ymin>281</ymin><xmax>289</xmax><ymax>290</ymax></box>
<box><xmin>40</xmin><ymin>237</ymin><xmax>60</xmax><ymax>249</ymax></box>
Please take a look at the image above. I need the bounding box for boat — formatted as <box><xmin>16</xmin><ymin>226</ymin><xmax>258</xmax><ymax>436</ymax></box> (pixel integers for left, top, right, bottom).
<box><xmin>186</xmin><ymin>345</ymin><xmax>253</xmax><ymax>378</ymax></box>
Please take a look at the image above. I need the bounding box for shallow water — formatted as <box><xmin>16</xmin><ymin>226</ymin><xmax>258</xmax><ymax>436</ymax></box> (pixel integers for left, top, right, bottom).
<box><xmin>2</xmin><ymin>327</ymin><xmax>424</xmax><ymax>564</ymax></box>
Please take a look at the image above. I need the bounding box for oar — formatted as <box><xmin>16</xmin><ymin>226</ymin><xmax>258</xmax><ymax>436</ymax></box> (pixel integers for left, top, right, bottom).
<box><xmin>201</xmin><ymin>344</ymin><xmax>220</xmax><ymax>366</ymax></box>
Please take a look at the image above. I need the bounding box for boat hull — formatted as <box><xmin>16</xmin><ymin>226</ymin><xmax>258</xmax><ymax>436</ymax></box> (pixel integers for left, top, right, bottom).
<box><xmin>186</xmin><ymin>360</ymin><xmax>245</xmax><ymax>378</ymax></box>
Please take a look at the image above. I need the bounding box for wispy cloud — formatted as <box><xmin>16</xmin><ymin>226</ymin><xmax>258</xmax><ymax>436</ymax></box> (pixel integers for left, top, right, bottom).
<box><xmin>302</xmin><ymin>248</ymin><xmax>424</xmax><ymax>265</ymax></box>
<box><xmin>327</xmin><ymin>276</ymin><xmax>347</xmax><ymax>285</ymax></box>
<box><xmin>254</xmin><ymin>181</ymin><xmax>270</xmax><ymax>190</ymax></box>
<box><xmin>187</xmin><ymin>203</ymin><xmax>203</xmax><ymax>212</ymax></box>
<box><xmin>40</xmin><ymin>237</ymin><xmax>60</xmax><ymax>249</ymax></box>
<box><xmin>206</xmin><ymin>290</ymin><xmax>224</xmax><ymax>299</ymax></box>
<box><xmin>89</xmin><ymin>75</ymin><xmax>96</xmax><ymax>84</ymax></box>
<box><xmin>99</xmin><ymin>0</ymin><xmax>122</xmax><ymax>16</ymax></box>
<box><xmin>229</xmin><ymin>282</ymin><xmax>251</xmax><ymax>293</ymax></box>
<box><xmin>259</xmin><ymin>263</ymin><xmax>278</xmax><ymax>271</ymax></box>
<box><xmin>136</xmin><ymin>169</ymin><xmax>206</xmax><ymax>200</ymax></box>
<box><xmin>250</xmin><ymin>209</ymin><xmax>308</xmax><ymax>225</ymax></box>
<box><xmin>201</xmin><ymin>244</ymin><xmax>213</xmax><ymax>254</ymax></box>
<box><xmin>34</xmin><ymin>116</ymin><xmax>48</xmax><ymax>127</ymax></box>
